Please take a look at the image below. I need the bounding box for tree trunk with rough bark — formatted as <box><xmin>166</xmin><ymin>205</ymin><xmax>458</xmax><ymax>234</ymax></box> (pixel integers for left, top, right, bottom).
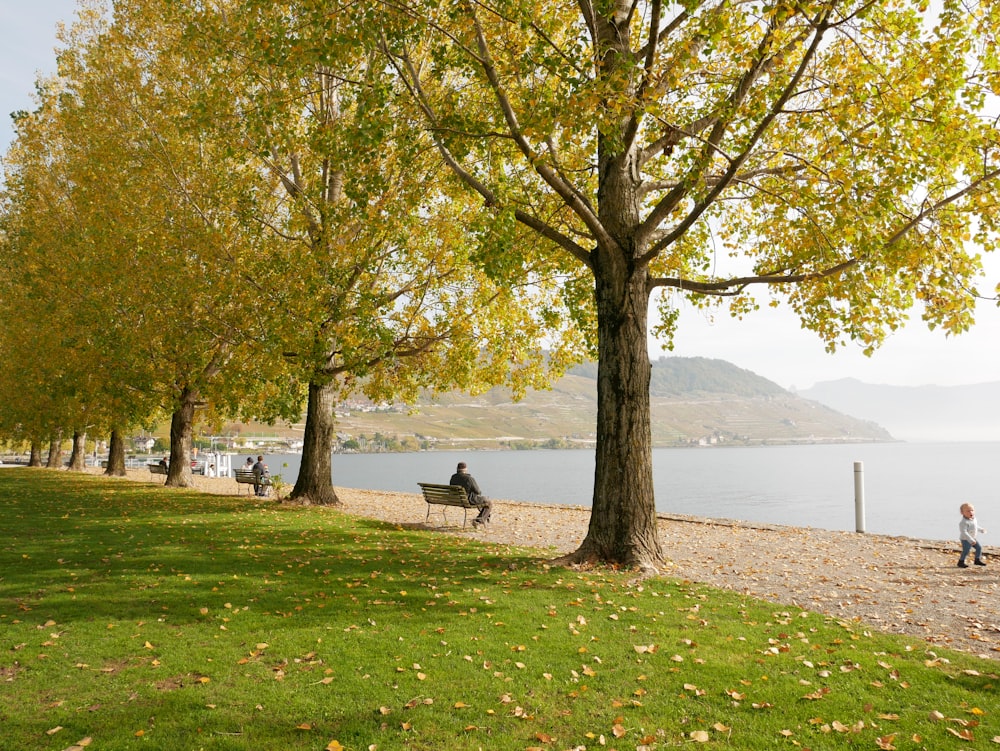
<box><xmin>68</xmin><ymin>431</ymin><xmax>87</xmax><ymax>471</ymax></box>
<box><xmin>105</xmin><ymin>429</ymin><xmax>127</xmax><ymax>476</ymax></box>
<box><xmin>46</xmin><ymin>434</ymin><xmax>63</xmax><ymax>468</ymax></box>
<box><xmin>565</xmin><ymin>258</ymin><xmax>662</xmax><ymax>569</ymax></box>
<box><xmin>289</xmin><ymin>378</ymin><xmax>339</xmax><ymax>505</ymax></box>
<box><xmin>28</xmin><ymin>441</ymin><xmax>42</xmax><ymax>467</ymax></box>
<box><xmin>166</xmin><ymin>387</ymin><xmax>197</xmax><ymax>487</ymax></box>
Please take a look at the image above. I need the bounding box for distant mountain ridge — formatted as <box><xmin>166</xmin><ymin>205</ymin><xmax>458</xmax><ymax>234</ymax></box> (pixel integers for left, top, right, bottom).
<box><xmin>800</xmin><ymin>378</ymin><xmax>1000</xmax><ymax>442</ymax></box>
<box><xmin>326</xmin><ymin>357</ymin><xmax>892</xmax><ymax>448</ymax></box>
<box><xmin>570</xmin><ymin>357</ymin><xmax>787</xmax><ymax>398</ymax></box>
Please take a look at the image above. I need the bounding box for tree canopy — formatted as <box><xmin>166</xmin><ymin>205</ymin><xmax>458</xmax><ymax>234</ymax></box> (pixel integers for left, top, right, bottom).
<box><xmin>0</xmin><ymin>0</ymin><xmax>574</xmax><ymax>494</ymax></box>
<box><xmin>377</xmin><ymin>0</ymin><xmax>1000</xmax><ymax>567</ymax></box>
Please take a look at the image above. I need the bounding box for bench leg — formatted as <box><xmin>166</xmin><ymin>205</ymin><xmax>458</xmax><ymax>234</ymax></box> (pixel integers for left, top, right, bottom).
<box><xmin>425</xmin><ymin>503</ymin><xmax>454</xmax><ymax>527</ymax></box>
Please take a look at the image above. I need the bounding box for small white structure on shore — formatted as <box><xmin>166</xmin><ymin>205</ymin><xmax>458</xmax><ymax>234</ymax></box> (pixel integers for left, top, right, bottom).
<box><xmin>202</xmin><ymin>452</ymin><xmax>233</xmax><ymax>478</ymax></box>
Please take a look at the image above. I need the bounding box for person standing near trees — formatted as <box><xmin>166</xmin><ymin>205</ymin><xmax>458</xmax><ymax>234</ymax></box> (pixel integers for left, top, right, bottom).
<box><xmin>450</xmin><ymin>461</ymin><xmax>491</xmax><ymax>527</ymax></box>
<box><xmin>252</xmin><ymin>455</ymin><xmax>267</xmax><ymax>497</ymax></box>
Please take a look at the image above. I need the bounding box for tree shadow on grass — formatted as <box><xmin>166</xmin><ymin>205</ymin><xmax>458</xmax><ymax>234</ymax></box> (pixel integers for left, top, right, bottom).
<box><xmin>0</xmin><ymin>469</ymin><xmax>560</xmax><ymax>629</ymax></box>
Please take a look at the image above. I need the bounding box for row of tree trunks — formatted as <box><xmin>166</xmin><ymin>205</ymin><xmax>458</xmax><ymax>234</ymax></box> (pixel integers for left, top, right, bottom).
<box><xmin>18</xmin><ymin>428</ymin><xmax>130</xmax><ymax>478</ymax></box>
<box><xmin>18</xmin><ymin>383</ymin><xmax>337</xmax><ymax>502</ymax></box>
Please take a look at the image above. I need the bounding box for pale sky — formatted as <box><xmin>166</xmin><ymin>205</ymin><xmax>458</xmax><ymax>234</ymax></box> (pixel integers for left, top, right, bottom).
<box><xmin>0</xmin><ymin>1</ymin><xmax>80</xmax><ymax>153</ymax></box>
<box><xmin>4</xmin><ymin>1</ymin><xmax>1000</xmax><ymax>391</ymax></box>
<box><xmin>661</xmin><ymin>277</ymin><xmax>1000</xmax><ymax>390</ymax></box>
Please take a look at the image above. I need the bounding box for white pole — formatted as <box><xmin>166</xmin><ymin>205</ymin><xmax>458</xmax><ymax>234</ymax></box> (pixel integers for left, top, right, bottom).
<box><xmin>854</xmin><ymin>461</ymin><xmax>866</xmax><ymax>533</ymax></box>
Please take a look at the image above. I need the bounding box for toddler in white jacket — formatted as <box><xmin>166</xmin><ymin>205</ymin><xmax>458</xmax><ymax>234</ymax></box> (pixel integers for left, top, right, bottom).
<box><xmin>958</xmin><ymin>503</ymin><xmax>986</xmax><ymax>568</ymax></box>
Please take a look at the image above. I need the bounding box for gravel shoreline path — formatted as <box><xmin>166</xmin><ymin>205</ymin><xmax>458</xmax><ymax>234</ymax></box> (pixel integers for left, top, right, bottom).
<box><xmin>139</xmin><ymin>469</ymin><xmax>1000</xmax><ymax>661</ymax></box>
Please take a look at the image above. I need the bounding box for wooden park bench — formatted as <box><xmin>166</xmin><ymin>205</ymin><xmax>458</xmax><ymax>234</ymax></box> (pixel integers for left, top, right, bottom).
<box><xmin>417</xmin><ymin>482</ymin><xmax>478</xmax><ymax>528</ymax></box>
<box><xmin>235</xmin><ymin>468</ymin><xmax>270</xmax><ymax>496</ymax></box>
<box><xmin>149</xmin><ymin>462</ymin><xmax>206</xmax><ymax>477</ymax></box>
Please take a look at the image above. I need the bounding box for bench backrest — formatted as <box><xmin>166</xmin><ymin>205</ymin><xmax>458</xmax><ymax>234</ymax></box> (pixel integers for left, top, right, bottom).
<box><xmin>418</xmin><ymin>482</ymin><xmax>473</xmax><ymax>507</ymax></box>
<box><xmin>235</xmin><ymin>468</ymin><xmax>269</xmax><ymax>484</ymax></box>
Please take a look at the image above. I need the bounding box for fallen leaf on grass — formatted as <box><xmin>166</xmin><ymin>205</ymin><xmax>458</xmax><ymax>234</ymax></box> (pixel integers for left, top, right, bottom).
<box><xmin>690</xmin><ymin>730</ymin><xmax>710</xmax><ymax>742</ymax></box>
<box><xmin>831</xmin><ymin>720</ymin><xmax>864</xmax><ymax>733</ymax></box>
<box><xmin>802</xmin><ymin>687</ymin><xmax>830</xmax><ymax>700</ymax></box>
<box><xmin>60</xmin><ymin>739</ymin><xmax>92</xmax><ymax>751</ymax></box>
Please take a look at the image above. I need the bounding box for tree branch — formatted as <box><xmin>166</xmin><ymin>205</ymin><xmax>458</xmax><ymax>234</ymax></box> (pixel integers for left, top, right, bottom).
<box><xmin>639</xmin><ymin>7</ymin><xmax>834</xmax><ymax>261</ymax></box>
<box><xmin>382</xmin><ymin>37</ymin><xmax>594</xmax><ymax>266</ymax></box>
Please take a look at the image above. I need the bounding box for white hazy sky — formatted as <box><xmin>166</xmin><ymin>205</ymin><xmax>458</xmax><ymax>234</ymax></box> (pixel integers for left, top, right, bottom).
<box><xmin>4</xmin><ymin>1</ymin><xmax>1000</xmax><ymax>391</ymax></box>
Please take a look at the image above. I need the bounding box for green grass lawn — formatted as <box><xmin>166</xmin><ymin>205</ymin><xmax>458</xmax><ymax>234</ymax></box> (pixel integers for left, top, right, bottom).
<box><xmin>0</xmin><ymin>469</ymin><xmax>996</xmax><ymax>751</ymax></box>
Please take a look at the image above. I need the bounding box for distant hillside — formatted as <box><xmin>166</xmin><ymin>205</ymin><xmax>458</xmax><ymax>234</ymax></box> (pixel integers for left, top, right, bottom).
<box><xmin>571</xmin><ymin>357</ymin><xmax>787</xmax><ymax>398</ymax></box>
<box><xmin>800</xmin><ymin>378</ymin><xmax>1000</xmax><ymax>442</ymax></box>
<box><xmin>322</xmin><ymin>357</ymin><xmax>893</xmax><ymax>449</ymax></box>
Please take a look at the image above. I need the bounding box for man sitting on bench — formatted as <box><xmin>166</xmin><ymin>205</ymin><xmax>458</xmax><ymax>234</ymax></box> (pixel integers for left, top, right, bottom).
<box><xmin>449</xmin><ymin>461</ymin><xmax>492</xmax><ymax>527</ymax></box>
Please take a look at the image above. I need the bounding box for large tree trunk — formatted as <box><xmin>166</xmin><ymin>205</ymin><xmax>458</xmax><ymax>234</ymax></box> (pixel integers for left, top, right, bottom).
<box><xmin>289</xmin><ymin>378</ymin><xmax>340</xmax><ymax>505</ymax></box>
<box><xmin>28</xmin><ymin>440</ymin><xmax>43</xmax><ymax>467</ymax></box>
<box><xmin>166</xmin><ymin>387</ymin><xmax>197</xmax><ymax>487</ymax></box>
<box><xmin>68</xmin><ymin>431</ymin><xmax>87</xmax><ymax>471</ymax></box>
<box><xmin>105</xmin><ymin>429</ymin><xmax>127</xmax><ymax>476</ymax></box>
<box><xmin>563</xmin><ymin>257</ymin><xmax>664</xmax><ymax>571</ymax></box>
<box><xmin>46</xmin><ymin>433</ymin><xmax>63</xmax><ymax>468</ymax></box>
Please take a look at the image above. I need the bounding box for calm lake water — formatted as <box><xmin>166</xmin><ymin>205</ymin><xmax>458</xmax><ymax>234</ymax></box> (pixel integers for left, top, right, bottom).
<box><xmin>260</xmin><ymin>442</ymin><xmax>998</xmax><ymax>543</ymax></box>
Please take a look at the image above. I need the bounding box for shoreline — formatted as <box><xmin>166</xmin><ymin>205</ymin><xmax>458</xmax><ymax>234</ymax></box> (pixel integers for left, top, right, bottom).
<box><xmin>85</xmin><ymin>466</ymin><xmax>1000</xmax><ymax>660</ymax></box>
